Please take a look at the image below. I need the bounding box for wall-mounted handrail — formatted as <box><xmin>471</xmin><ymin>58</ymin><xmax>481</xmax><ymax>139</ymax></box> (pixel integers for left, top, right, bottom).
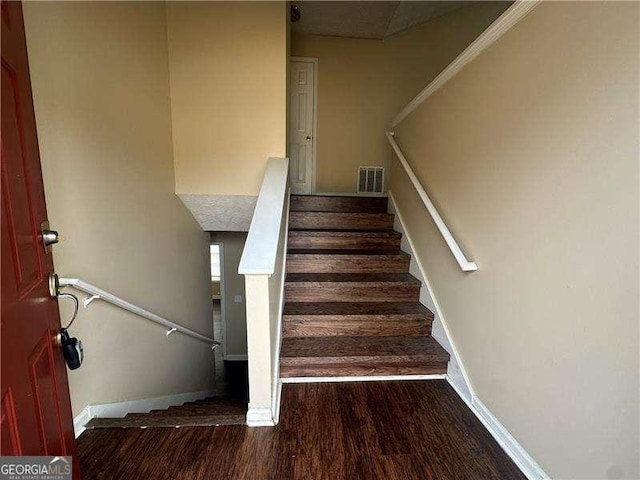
<box><xmin>386</xmin><ymin>131</ymin><xmax>477</xmax><ymax>272</ymax></box>
<box><xmin>58</xmin><ymin>277</ymin><xmax>220</xmax><ymax>349</ymax></box>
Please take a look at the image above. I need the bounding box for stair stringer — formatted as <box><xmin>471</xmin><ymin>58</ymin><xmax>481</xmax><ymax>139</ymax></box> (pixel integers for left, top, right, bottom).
<box><xmin>387</xmin><ymin>191</ymin><xmax>473</xmax><ymax>403</ymax></box>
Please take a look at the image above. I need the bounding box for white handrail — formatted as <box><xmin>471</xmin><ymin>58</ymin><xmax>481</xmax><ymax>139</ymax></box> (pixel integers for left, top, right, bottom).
<box><xmin>58</xmin><ymin>277</ymin><xmax>219</xmax><ymax>348</ymax></box>
<box><xmin>386</xmin><ymin>132</ymin><xmax>477</xmax><ymax>272</ymax></box>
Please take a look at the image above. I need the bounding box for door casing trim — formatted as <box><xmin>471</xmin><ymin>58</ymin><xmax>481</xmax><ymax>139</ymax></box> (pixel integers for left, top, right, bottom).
<box><xmin>289</xmin><ymin>57</ymin><xmax>318</xmax><ymax>194</ymax></box>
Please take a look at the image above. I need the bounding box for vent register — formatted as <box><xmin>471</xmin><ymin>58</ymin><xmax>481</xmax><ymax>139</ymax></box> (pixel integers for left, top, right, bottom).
<box><xmin>357</xmin><ymin>167</ymin><xmax>384</xmax><ymax>193</ymax></box>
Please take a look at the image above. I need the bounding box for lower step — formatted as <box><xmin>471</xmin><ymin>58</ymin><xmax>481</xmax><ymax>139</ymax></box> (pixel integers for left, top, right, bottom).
<box><xmin>280</xmin><ymin>363</ymin><xmax>447</xmax><ymax>377</ymax></box>
<box><xmin>86</xmin><ymin>414</ymin><xmax>245</xmax><ymax>429</ymax></box>
<box><xmin>280</xmin><ymin>336</ymin><xmax>449</xmax><ymax>378</ymax></box>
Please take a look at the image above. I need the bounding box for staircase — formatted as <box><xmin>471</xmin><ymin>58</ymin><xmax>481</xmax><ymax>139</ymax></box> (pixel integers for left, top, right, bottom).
<box><xmin>280</xmin><ymin>195</ymin><xmax>450</xmax><ymax>378</ymax></box>
<box><xmin>85</xmin><ymin>396</ymin><xmax>246</xmax><ymax>429</ymax></box>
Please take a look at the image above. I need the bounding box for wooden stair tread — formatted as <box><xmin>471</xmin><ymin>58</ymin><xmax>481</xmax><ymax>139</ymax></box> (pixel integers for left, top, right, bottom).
<box><xmin>288</xmin><ymin>230</ymin><xmax>401</xmax><ymax>237</ymax></box>
<box><xmin>135</xmin><ymin>407</ymin><xmax>246</xmax><ymax>418</ymax></box>
<box><xmin>283</xmin><ymin>302</ymin><xmax>432</xmax><ymax>317</ymax></box>
<box><xmin>288</xmin><ymin>230</ymin><xmax>402</xmax><ymax>251</ymax></box>
<box><xmin>86</xmin><ymin>414</ymin><xmax>245</xmax><ymax>429</ymax></box>
<box><xmin>289</xmin><ymin>212</ymin><xmax>395</xmax><ymax>231</ymax></box>
<box><xmin>286</xmin><ymin>273</ymin><xmax>419</xmax><ymax>283</ymax></box>
<box><xmin>290</xmin><ymin>195</ymin><xmax>388</xmax><ymax>213</ymax></box>
<box><xmin>280</xmin><ymin>364</ymin><xmax>447</xmax><ymax>377</ymax></box>
<box><xmin>288</xmin><ymin>249</ymin><xmax>408</xmax><ymax>256</ymax></box>
<box><xmin>280</xmin><ymin>336</ymin><xmax>449</xmax><ymax>363</ymax></box>
<box><xmin>287</xmin><ymin>250</ymin><xmax>410</xmax><ymax>274</ymax></box>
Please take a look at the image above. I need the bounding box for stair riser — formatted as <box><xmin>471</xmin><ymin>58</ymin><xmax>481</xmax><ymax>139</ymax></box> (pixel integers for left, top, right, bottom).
<box><xmin>283</xmin><ymin>317</ymin><xmax>431</xmax><ymax>337</ymax></box>
<box><xmin>290</xmin><ymin>196</ymin><xmax>388</xmax><ymax>213</ymax></box>
<box><xmin>287</xmin><ymin>254</ymin><xmax>409</xmax><ymax>274</ymax></box>
<box><xmin>284</xmin><ymin>282</ymin><xmax>420</xmax><ymax>303</ymax></box>
<box><xmin>290</xmin><ymin>212</ymin><xmax>394</xmax><ymax>230</ymax></box>
<box><xmin>288</xmin><ymin>235</ymin><xmax>401</xmax><ymax>250</ymax></box>
<box><xmin>280</xmin><ymin>363</ymin><xmax>447</xmax><ymax>378</ymax></box>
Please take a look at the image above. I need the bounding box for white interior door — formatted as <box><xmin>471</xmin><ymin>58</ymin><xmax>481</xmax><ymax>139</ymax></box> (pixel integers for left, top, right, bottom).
<box><xmin>289</xmin><ymin>60</ymin><xmax>315</xmax><ymax>194</ymax></box>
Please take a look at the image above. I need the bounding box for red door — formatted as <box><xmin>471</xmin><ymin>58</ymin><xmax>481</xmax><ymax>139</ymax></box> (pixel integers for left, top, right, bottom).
<box><xmin>1</xmin><ymin>0</ymin><xmax>78</xmax><ymax>473</ymax></box>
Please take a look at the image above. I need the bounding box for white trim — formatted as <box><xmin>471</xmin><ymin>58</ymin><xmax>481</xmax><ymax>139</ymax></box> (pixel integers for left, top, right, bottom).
<box><xmin>72</xmin><ymin>389</ymin><xmax>216</xmax><ymax>438</ymax></box>
<box><xmin>391</xmin><ymin>0</ymin><xmax>540</xmax><ymax>127</ymax></box>
<box><xmin>386</xmin><ymin>133</ymin><xmax>477</xmax><ymax>272</ymax></box>
<box><xmin>387</xmin><ymin>192</ymin><xmax>546</xmax><ymax>480</ymax></box>
<box><xmin>387</xmin><ymin>191</ymin><xmax>474</xmax><ymax>401</ymax></box>
<box><xmin>271</xmin><ymin>192</ymin><xmax>290</xmax><ymax>424</ymax></box>
<box><xmin>225</xmin><ymin>354</ymin><xmax>248</xmax><ymax>361</ymax></box>
<box><xmin>290</xmin><ymin>57</ymin><xmax>318</xmax><ymax>194</ymax></box>
<box><xmin>389</xmin><ymin>190</ymin><xmax>474</xmax><ymax>398</ymax></box>
<box><xmin>273</xmin><ymin>380</ymin><xmax>283</xmax><ymax>424</ymax></box>
<box><xmin>246</xmin><ymin>407</ymin><xmax>275</xmax><ymax>427</ymax></box>
<box><xmin>281</xmin><ymin>374</ymin><xmax>446</xmax><ymax>384</ymax></box>
<box><xmin>447</xmin><ymin>378</ymin><xmax>549</xmax><ymax>480</ymax></box>
<box><xmin>73</xmin><ymin>407</ymin><xmax>92</xmax><ymax>438</ymax></box>
<box><xmin>212</xmin><ymin>241</ymin><xmax>228</xmax><ymax>360</ymax></box>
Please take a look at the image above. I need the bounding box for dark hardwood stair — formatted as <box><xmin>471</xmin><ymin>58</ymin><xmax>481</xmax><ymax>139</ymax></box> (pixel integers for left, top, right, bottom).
<box><xmin>285</xmin><ymin>273</ymin><xmax>421</xmax><ymax>303</ymax></box>
<box><xmin>280</xmin><ymin>195</ymin><xmax>450</xmax><ymax>378</ymax></box>
<box><xmin>290</xmin><ymin>211</ymin><xmax>395</xmax><ymax>230</ymax></box>
<box><xmin>280</xmin><ymin>336</ymin><xmax>449</xmax><ymax>377</ymax></box>
<box><xmin>290</xmin><ymin>195</ymin><xmax>387</xmax><ymax>213</ymax></box>
<box><xmin>283</xmin><ymin>302</ymin><xmax>433</xmax><ymax>338</ymax></box>
<box><xmin>287</xmin><ymin>249</ymin><xmax>410</xmax><ymax>274</ymax></box>
<box><xmin>288</xmin><ymin>230</ymin><xmax>402</xmax><ymax>250</ymax></box>
<box><xmin>85</xmin><ymin>396</ymin><xmax>246</xmax><ymax>429</ymax></box>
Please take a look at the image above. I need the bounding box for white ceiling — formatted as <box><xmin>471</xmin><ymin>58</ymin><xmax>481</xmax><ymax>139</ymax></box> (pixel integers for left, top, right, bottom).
<box><xmin>291</xmin><ymin>1</ymin><xmax>475</xmax><ymax>39</ymax></box>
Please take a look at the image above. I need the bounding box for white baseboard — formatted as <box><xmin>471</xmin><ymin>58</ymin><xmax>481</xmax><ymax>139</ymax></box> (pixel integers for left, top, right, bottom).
<box><xmin>73</xmin><ymin>408</ymin><xmax>92</xmax><ymax>439</ymax></box>
<box><xmin>225</xmin><ymin>354</ymin><xmax>248</xmax><ymax>361</ymax></box>
<box><xmin>246</xmin><ymin>407</ymin><xmax>275</xmax><ymax>427</ymax></box>
<box><xmin>388</xmin><ymin>191</ymin><xmax>547</xmax><ymax>480</ymax></box>
<box><xmin>281</xmin><ymin>374</ymin><xmax>445</xmax><ymax>384</ymax></box>
<box><xmin>273</xmin><ymin>380</ymin><xmax>283</xmax><ymax>424</ymax></box>
<box><xmin>446</xmin><ymin>377</ymin><xmax>549</xmax><ymax>480</ymax></box>
<box><xmin>388</xmin><ymin>191</ymin><xmax>474</xmax><ymax>395</ymax></box>
<box><xmin>72</xmin><ymin>389</ymin><xmax>216</xmax><ymax>438</ymax></box>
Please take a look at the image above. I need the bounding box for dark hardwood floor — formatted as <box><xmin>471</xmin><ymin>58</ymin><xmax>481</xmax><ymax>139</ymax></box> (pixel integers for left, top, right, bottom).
<box><xmin>77</xmin><ymin>380</ymin><xmax>526</xmax><ymax>480</ymax></box>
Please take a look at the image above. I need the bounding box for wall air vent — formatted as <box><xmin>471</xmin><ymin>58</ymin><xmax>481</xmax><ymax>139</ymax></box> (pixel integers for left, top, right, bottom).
<box><xmin>357</xmin><ymin>167</ymin><xmax>384</xmax><ymax>194</ymax></box>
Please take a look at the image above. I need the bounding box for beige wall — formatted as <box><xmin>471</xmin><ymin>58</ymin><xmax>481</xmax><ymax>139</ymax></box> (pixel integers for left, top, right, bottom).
<box><xmin>292</xmin><ymin>2</ymin><xmax>510</xmax><ymax>193</ymax></box>
<box><xmin>167</xmin><ymin>1</ymin><xmax>288</xmax><ymax>196</ymax></box>
<box><xmin>24</xmin><ymin>1</ymin><xmax>215</xmax><ymax>417</ymax></box>
<box><xmin>211</xmin><ymin>232</ymin><xmax>248</xmax><ymax>357</ymax></box>
<box><xmin>390</xmin><ymin>2</ymin><xmax>639</xmax><ymax>478</ymax></box>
